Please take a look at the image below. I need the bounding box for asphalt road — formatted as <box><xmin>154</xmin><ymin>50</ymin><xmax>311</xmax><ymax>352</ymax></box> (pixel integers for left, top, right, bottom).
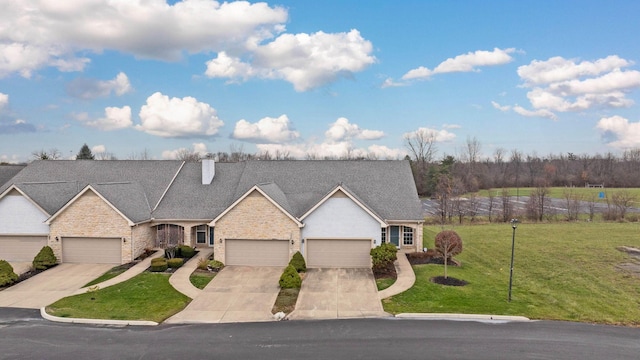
<box><xmin>1</xmin><ymin>309</ymin><xmax>639</xmax><ymax>359</ymax></box>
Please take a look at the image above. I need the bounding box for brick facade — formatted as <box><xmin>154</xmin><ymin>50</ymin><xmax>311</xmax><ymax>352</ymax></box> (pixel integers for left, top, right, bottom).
<box><xmin>49</xmin><ymin>190</ymin><xmax>133</xmax><ymax>264</ymax></box>
<box><xmin>213</xmin><ymin>190</ymin><xmax>301</xmax><ymax>263</ymax></box>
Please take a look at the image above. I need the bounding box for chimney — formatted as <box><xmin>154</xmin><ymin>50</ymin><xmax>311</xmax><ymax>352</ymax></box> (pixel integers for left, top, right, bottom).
<box><xmin>202</xmin><ymin>159</ymin><xmax>215</xmax><ymax>184</ymax></box>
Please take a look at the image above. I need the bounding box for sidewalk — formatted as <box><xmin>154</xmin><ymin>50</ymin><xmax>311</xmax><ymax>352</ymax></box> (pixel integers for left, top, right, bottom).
<box><xmin>169</xmin><ymin>249</ymin><xmax>213</xmax><ymax>299</ymax></box>
<box><xmin>378</xmin><ymin>252</ymin><xmax>415</xmax><ymax>299</ymax></box>
<box><xmin>71</xmin><ymin>249</ymin><xmax>164</xmax><ymax>295</ymax></box>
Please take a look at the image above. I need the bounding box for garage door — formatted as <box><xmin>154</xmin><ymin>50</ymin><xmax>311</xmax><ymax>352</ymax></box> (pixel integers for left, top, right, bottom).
<box><xmin>0</xmin><ymin>235</ymin><xmax>48</xmax><ymax>262</ymax></box>
<box><xmin>62</xmin><ymin>237</ymin><xmax>121</xmax><ymax>264</ymax></box>
<box><xmin>225</xmin><ymin>239</ymin><xmax>289</xmax><ymax>266</ymax></box>
<box><xmin>306</xmin><ymin>239</ymin><xmax>372</xmax><ymax>268</ymax></box>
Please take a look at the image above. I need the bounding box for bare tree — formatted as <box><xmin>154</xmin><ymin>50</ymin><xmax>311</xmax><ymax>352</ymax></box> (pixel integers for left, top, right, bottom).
<box><xmin>487</xmin><ymin>190</ymin><xmax>496</xmax><ymax>223</ymax></box>
<box><xmin>32</xmin><ymin>148</ymin><xmax>61</xmax><ymax>160</ymax></box>
<box><xmin>501</xmin><ymin>188</ymin><xmax>513</xmax><ymax>222</ymax></box>
<box><xmin>95</xmin><ymin>152</ymin><xmax>118</xmax><ymax>160</ymax></box>
<box><xmin>612</xmin><ymin>190</ymin><xmax>637</xmax><ymax>220</ymax></box>
<box><xmin>404</xmin><ymin>128</ymin><xmax>438</xmax><ymax>195</ymax></box>
<box><xmin>175</xmin><ymin>148</ymin><xmax>201</xmax><ymax>162</ymax></box>
<box><xmin>563</xmin><ymin>189</ymin><xmax>581</xmax><ymax>221</ymax></box>
<box><xmin>127</xmin><ymin>149</ymin><xmax>152</xmax><ymax>160</ymax></box>
<box><xmin>434</xmin><ymin>230</ymin><xmax>463</xmax><ymax>279</ymax></box>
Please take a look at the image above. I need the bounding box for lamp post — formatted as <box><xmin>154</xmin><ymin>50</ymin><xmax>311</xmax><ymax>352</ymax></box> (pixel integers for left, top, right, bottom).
<box><xmin>508</xmin><ymin>218</ymin><xmax>519</xmax><ymax>302</ymax></box>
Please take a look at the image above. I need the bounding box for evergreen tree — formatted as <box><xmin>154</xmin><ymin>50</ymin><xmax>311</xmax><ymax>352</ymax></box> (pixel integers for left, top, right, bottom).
<box><xmin>76</xmin><ymin>144</ymin><xmax>95</xmax><ymax>160</ymax></box>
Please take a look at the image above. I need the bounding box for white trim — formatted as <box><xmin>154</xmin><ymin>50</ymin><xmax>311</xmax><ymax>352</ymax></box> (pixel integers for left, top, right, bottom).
<box><xmin>299</xmin><ymin>185</ymin><xmax>386</xmax><ymax>226</ymax></box>
<box><xmin>152</xmin><ymin>161</ymin><xmax>185</xmax><ymax>212</ymax></box>
<box><xmin>0</xmin><ymin>185</ymin><xmax>50</xmax><ymax>217</ymax></box>
<box><xmin>210</xmin><ymin>185</ymin><xmax>303</xmax><ymax>227</ymax></box>
<box><xmin>45</xmin><ymin>185</ymin><xmax>135</xmax><ymax>226</ymax></box>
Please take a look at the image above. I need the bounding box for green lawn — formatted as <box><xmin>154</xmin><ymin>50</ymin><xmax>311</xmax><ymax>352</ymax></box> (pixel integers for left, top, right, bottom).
<box><xmin>189</xmin><ymin>271</ymin><xmax>217</xmax><ymax>289</ymax></box>
<box><xmin>384</xmin><ymin>222</ymin><xmax>640</xmax><ymax>325</ymax></box>
<box><xmin>47</xmin><ymin>272</ymin><xmax>190</xmax><ymax>323</ymax></box>
<box><xmin>83</xmin><ymin>266</ymin><xmax>127</xmax><ymax>287</ymax></box>
<box><xmin>376</xmin><ymin>277</ymin><xmax>396</xmax><ymax>291</ymax></box>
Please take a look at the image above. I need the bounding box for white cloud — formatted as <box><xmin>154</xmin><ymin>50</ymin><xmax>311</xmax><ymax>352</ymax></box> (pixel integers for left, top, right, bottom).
<box><xmin>77</xmin><ymin>106</ymin><xmax>133</xmax><ymax>131</ymax></box>
<box><xmin>380</xmin><ymin>77</ymin><xmax>407</xmax><ymax>88</ymax></box>
<box><xmin>498</xmin><ymin>55</ymin><xmax>640</xmax><ymax>120</ymax></box>
<box><xmin>517</xmin><ymin>55</ymin><xmax>632</xmax><ymax>85</ymax></box>
<box><xmin>491</xmin><ymin>101</ymin><xmax>511</xmax><ymax>112</ymax></box>
<box><xmin>366</xmin><ymin>144</ymin><xmax>407</xmax><ymax>159</ymax></box>
<box><xmin>403</xmin><ymin>127</ymin><xmax>456</xmax><ymax>142</ymax></box>
<box><xmin>161</xmin><ymin>142</ymin><xmax>209</xmax><ymax>160</ymax></box>
<box><xmin>442</xmin><ymin>123</ymin><xmax>462</xmax><ymax>129</ymax></box>
<box><xmin>232</xmin><ymin>115</ymin><xmax>300</xmax><ymax>143</ymax></box>
<box><xmin>596</xmin><ymin>115</ymin><xmax>640</xmax><ymax>149</ymax></box>
<box><xmin>325</xmin><ymin>117</ymin><xmax>384</xmax><ymax>141</ymax></box>
<box><xmin>0</xmin><ymin>92</ymin><xmax>8</xmax><ymax>111</ymax></box>
<box><xmin>205</xmin><ymin>30</ymin><xmax>376</xmax><ymax>91</ymax></box>
<box><xmin>402</xmin><ymin>48</ymin><xmax>516</xmax><ymax>80</ymax></box>
<box><xmin>66</xmin><ymin>72</ymin><xmax>132</xmax><ymax>99</ymax></box>
<box><xmin>512</xmin><ymin>106</ymin><xmax>557</xmax><ymax>121</ymax></box>
<box><xmin>92</xmin><ymin>144</ymin><xmax>106</xmax><ymax>153</ymax></box>
<box><xmin>249</xmin><ymin>118</ymin><xmax>398</xmax><ymax>159</ymax></box>
<box><xmin>0</xmin><ymin>0</ymin><xmax>287</xmax><ymax>78</ymax></box>
<box><xmin>136</xmin><ymin>92</ymin><xmax>224</xmax><ymax>138</ymax></box>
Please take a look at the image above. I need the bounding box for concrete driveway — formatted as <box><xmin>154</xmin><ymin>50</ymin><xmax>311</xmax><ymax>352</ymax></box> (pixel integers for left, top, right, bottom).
<box><xmin>0</xmin><ymin>263</ymin><xmax>113</xmax><ymax>309</ymax></box>
<box><xmin>165</xmin><ymin>266</ymin><xmax>283</xmax><ymax>324</ymax></box>
<box><xmin>288</xmin><ymin>268</ymin><xmax>389</xmax><ymax>320</ymax></box>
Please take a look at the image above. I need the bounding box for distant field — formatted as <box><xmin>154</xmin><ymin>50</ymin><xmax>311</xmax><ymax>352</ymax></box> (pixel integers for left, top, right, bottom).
<box><xmin>385</xmin><ymin>222</ymin><xmax>640</xmax><ymax>325</ymax></box>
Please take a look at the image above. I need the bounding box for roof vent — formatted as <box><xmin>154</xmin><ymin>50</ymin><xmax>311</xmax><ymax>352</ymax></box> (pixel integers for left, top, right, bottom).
<box><xmin>202</xmin><ymin>159</ymin><xmax>215</xmax><ymax>185</ymax></box>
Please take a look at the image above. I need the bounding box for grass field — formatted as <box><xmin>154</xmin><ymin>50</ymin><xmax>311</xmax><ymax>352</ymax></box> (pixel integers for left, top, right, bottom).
<box><xmin>385</xmin><ymin>222</ymin><xmax>640</xmax><ymax>325</ymax></box>
<box><xmin>47</xmin><ymin>272</ymin><xmax>190</xmax><ymax>323</ymax></box>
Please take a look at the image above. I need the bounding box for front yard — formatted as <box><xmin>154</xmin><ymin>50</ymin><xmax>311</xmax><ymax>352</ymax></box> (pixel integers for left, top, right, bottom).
<box><xmin>383</xmin><ymin>222</ymin><xmax>640</xmax><ymax>326</ymax></box>
<box><xmin>47</xmin><ymin>272</ymin><xmax>190</xmax><ymax>323</ymax></box>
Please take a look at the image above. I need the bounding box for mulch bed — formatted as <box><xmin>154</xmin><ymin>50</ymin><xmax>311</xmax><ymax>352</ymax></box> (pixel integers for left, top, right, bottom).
<box><xmin>430</xmin><ymin>276</ymin><xmax>468</xmax><ymax>286</ymax></box>
<box><xmin>372</xmin><ymin>261</ymin><xmax>397</xmax><ymax>280</ymax></box>
<box><xmin>406</xmin><ymin>250</ymin><xmax>461</xmax><ymax>266</ymax></box>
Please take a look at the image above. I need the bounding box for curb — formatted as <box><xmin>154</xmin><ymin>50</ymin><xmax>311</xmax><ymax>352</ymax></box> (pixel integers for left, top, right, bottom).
<box><xmin>395</xmin><ymin>313</ymin><xmax>530</xmax><ymax>322</ymax></box>
<box><xmin>40</xmin><ymin>307</ymin><xmax>158</xmax><ymax>326</ymax></box>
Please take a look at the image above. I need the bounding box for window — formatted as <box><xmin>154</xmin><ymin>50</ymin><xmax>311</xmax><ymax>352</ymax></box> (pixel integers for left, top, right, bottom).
<box><xmin>196</xmin><ymin>225</ymin><xmax>207</xmax><ymax>244</ymax></box>
<box><xmin>155</xmin><ymin>224</ymin><xmax>184</xmax><ymax>248</ymax></box>
<box><xmin>381</xmin><ymin>228</ymin><xmax>387</xmax><ymax>244</ymax></box>
<box><xmin>403</xmin><ymin>226</ymin><xmax>414</xmax><ymax>245</ymax></box>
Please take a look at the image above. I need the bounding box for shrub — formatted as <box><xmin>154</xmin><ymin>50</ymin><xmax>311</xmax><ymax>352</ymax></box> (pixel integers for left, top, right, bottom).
<box><xmin>164</xmin><ymin>246</ymin><xmax>177</xmax><ymax>259</ymax></box>
<box><xmin>178</xmin><ymin>245</ymin><xmax>196</xmax><ymax>259</ymax></box>
<box><xmin>150</xmin><ymin>258</ymin><xmax>168</xmax><ymax>272</ymax></box>
<box><xmin>197</xmin><ymin>257</ymin><xmax>209</xmax><ymax>270</ymax></box>
<box><xmin>32</xmin><ymin>246</ymin><xmax>57</xmax><ymax>270</ymax></box>
<box><xmin>207</xmin><ymin>260</ymin><xmax>225</xmax><ymax>272</ymax></box>
<box><xmin>279</xmin><ymin>265</ymin><xmax>302</xmax><ymax>289</ymax></box>
<box><xmin>370</xmin><ymin>242</ymin><xmax>398</xmax><ymax>271</ymax></box>
<box><xmin>167</xmin><ymin>258</ymin><xmax>184</xmax><ymax>269</ymax></box>
<box><xmin>0</xmin><ymin>260</ymin><xmax>18</xmax><ymax>287</ymax></box>
<box><xmin>289</xmin><ymin>251</ymin><xmax>306</xmax><ymax>272</ymax></box>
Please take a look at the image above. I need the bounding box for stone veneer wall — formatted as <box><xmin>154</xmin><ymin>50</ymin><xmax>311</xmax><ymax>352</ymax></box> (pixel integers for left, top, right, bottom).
<box><xmin>213</xmin><ymin>190</ymin><xmax>301</xmax><ymax>263</ymax></box>
<box><xmin>49</xmin><ymin>190</ymin><xmax>132</xmax><ymax>264</ymax></box>
<box><xmin>131</xmin><ymin>223</ymin><xmax>155</xmax><ymax>259</ymax></box>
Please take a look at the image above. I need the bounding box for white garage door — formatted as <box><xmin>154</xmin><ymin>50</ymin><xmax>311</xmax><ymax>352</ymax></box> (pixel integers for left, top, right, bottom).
<box><xmin>62</xmin><ymin>237</ymin><xmax>121</xmax><ymax>264</ymax></box>
<box><xmin>306</xmin><ymin>239</ymin><xmax>372</xmax><ymax>268</ymax></box>
<box><xmin>225</xmin><ymin>239</ymin><xmax>289</xmax><ymax>266</ymax></box>
<box><xmin>0</xmin><ymin>235</ymin><xmax>48</xmax><ymax>262</ymax></box>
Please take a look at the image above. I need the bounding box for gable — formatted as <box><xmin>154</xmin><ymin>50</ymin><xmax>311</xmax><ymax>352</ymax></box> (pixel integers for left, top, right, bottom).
<box><xmin>0</xmin><ymin>188</ymin><xmax>49</xmax><ymax>234</ymax></box>
<box><xmin>211</xmin><ymin>186</ymin><xmax>302</xmax><ymax>227</ymax></box>
<box><xmin>46</xmin><ymin>187</ymin><xmax>134</xmax><ymax>226</ymax></box>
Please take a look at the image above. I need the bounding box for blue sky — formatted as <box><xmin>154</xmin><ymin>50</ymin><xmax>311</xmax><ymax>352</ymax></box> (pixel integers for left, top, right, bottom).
<box><xmin>1</xmin><ymin>0</ymin><xmax>639</xmax><ymax>162</ymax></box>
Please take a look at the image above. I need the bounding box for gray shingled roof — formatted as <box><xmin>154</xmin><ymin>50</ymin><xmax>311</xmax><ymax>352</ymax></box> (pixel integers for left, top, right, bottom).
<box><xmin>0</xmin><ymin>160</ymin><xmax>423</xmax><ymax>224</ymax></box>
<box><xmin>0</xmin><ymin>160</ymin><xmax>182</xmax><ymax>221</ymax></box>
<box><xmin>0</xmin><ymin>164</ymin><xmax>26</xmax><ymax>188</ymax></box>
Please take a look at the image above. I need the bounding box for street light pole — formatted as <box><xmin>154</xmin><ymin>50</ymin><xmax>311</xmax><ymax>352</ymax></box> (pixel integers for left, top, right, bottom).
<box><xmin>508</xmin><ymin>218</ymin><xmax>519</xmax><ymax>302</ymax></box>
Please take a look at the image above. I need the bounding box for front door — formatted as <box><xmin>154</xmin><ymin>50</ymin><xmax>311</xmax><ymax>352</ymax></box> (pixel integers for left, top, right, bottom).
<box><xmin>390</xmin><ymin>226</ymin><xmax>400</xmax><ymax>247</ymax></box>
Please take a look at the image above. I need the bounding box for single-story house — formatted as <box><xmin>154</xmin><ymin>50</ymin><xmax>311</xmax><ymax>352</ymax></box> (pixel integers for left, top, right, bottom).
<box><xmin>0</xmin><ymin>160</ymin><xmax>424</xmax><ymax>268</ymax></box>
